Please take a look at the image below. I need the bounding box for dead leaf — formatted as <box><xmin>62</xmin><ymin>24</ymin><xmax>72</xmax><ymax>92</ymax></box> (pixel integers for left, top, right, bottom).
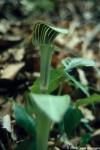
<box><xmin>1</xmin><ymin>63</ymin><xmax>24</xmax><ymax>79</ymax></box>
<box><xmin>3</xmin><ymin>114</ymin><xmax>11</xmax><ymax>133</ymax></box>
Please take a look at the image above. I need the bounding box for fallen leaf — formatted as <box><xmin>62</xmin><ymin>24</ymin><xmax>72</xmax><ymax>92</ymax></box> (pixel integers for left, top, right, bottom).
<box><xmin>1</xmin><ymin>63</ymin><xmax>24</xmax><ymax>79</ymax></box>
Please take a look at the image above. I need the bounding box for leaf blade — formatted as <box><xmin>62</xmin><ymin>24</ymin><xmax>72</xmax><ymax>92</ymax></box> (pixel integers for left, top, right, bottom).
<box><xmin>28</xmin><ymin>93</ymin><xmax>70</xmax><ymax>122</ymax></box>
<box><xmin>31</xmin><ymin>67</ymin><xmax>65</xmax><ymax>94</ymax></box>
<box><xmin>64</xmin><ymin>106</ymin><xmax>83</xmax><ymax>138</ymax></box>
<box><xmin>62</xmin><ymin>57</ymin><xmax>95</xmax><ymax>71</ymax></box>
<box><xmin>13</xmin><ymin>103</ymin><xmax>36</xmax><ymax>137</ymax></box>
<box><xmin>75</xmin><ymin>94</ymin><xmax>100</xmax><ymax>107</ymax></box>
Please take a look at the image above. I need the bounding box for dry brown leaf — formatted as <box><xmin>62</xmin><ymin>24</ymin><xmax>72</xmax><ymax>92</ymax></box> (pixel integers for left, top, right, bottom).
<box><xmin>92</xmin><ymin>129</ymin><xmax>100</xmax><ymax>137</ymax></box>
<box><xmin>77</xmin><ymin>68</ymin><xmax>88</xmax><ymax>86</ymax></box>
<box><xmin>3</xmin><ymin>114</ymin><xmax>11</xmax><ymax>133</ymax></box>
<box><xmin>80</xmin><ymin>107</ymin><xmax>95</xmax><ymax>121</ymax></box>
<box><xmin>1</xmin><ymin>63</ymin><xmax>24</xmax><ymax>79</ymax></box>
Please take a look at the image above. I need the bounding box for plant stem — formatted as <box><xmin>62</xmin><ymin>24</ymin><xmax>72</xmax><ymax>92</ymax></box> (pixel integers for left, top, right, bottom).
<box><xmin>36</xmin><ymin>44</ymin><xmax>53</xmax><ymax>150</ymax></box>
<box><xmin>36</xmin><ymin>111</ymin><xmax>51</xmax><ymax>150</ymax></box>
<box><xmin>40</xmin><ymin>44</ymin><xmax>53</xmax><ymax>93</ymax></box>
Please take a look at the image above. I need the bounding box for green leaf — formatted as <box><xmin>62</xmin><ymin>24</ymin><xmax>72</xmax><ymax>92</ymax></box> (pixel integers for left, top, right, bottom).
<box><xmin>15</xmin><ymin>138</ymin><xmax>36</xmax><ymax>150</ymax></box>
<box><xmin>80</xmin><ymin>133</ymin><xmax>92</xmax><ymax>146</ymax></box>
<box><xmin>31</xmin><ymin>67</ymin><xmax>65</xmax><ymax>93</ymax></box>
<box><xmin>13</xmin><ymin>103</ymin><xmax>36</xmax><ymax>137</ymax></box>
<box><xmin>62</xmin><ymin>57</ymin><xmax>95</xmax><ymax>96</ymax></box>
<box><xmin>62</xmin><ymin>57</ymin><xmax>95</xmax><ymax>71</ymax></box>
<box><xmin>75</xmin><ymin>94</ymin><xmax>100</xmax><ymax>107</ymax></box>
<box><xmin>28</xmin><ymin>93</ymin><xmax>70</xmax><ymax>122</ymax></box>
<box><xmin>65</xmin><ymin>72</ymin><xmax>89</xmax><ymax>96</ymax></box>
<box><xmin>64</xmin><ymin>106</ymin><xmax>83</xmax><ymax>138</ymax></box>
<box><xmin>32</xmin><ymin>21</ymin><xmax>68</xmax><ymax>45</ymax></box>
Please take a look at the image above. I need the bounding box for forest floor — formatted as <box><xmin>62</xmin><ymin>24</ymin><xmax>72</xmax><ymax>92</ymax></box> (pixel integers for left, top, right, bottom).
<box><xmin>0</xmin><ymin>0</ymin><xmax>100</xmax><ymax>150</ymax></box>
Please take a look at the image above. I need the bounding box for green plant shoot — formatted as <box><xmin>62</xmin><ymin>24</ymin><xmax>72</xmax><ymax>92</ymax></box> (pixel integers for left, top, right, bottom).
<box><xmin>32</xmin><ymin>21</ymin><xmax>68</xmax><ymax>92</ymax></box>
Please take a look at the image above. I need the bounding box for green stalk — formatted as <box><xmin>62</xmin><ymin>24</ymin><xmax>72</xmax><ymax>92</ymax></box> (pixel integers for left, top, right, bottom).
<box><xmin>35</xmin><ymin>44</ymin><xmax>53</xmax><ymax>150</ymax></box>
<box><xmin>36</xmin><ymin>111</ymin><xmax>51</xmax><ymax>150</ymax></box>
<box><xmin>40</xmin><ymin>44</ymin><xmax>53</xmax><ymax>93</ymax></box>
<box><xmin>25</xmin><ymin>93</ymin><xmax>51</xmax><ymax>150</ymax></box>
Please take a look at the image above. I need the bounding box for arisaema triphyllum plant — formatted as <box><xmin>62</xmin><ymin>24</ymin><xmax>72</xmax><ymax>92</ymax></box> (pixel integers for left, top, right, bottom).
<box><xmin>13</xmin><ymin>21</ymin><xmax>96</xmax><ymax>150</ymax></box>
<box><xmin>28</xmin><ymin>21</ymin><xmax>70</xmax><ymax>150</ymax></box>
